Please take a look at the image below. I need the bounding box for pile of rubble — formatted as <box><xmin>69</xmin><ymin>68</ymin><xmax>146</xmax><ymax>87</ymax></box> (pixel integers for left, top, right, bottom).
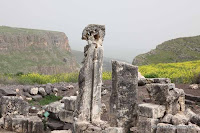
<box><xmin>137</xmin><ymin>82</ymin><xmax>200</xmax><ymax>133</ymax></box>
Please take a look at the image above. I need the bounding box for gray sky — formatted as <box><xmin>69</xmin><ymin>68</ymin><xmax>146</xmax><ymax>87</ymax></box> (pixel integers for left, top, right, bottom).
<box><xmin>1</xmin><ymin>0</ymin><xmax>200</xmax><ymax>62</ymax></box>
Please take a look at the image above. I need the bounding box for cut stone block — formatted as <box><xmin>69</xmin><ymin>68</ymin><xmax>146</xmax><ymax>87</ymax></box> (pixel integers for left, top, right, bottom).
<box><xmin>171</xmin><ymin>113</ymin><xmax>189</xmax><ymax>125</ymax></box>
<box><xmin>191</xmin><ymin>114</ymin><xmax>200</xmax><ymax>126</ymax></box>
<box><xmin>161</xmin><ymin>114</ymin><xmax>173</xmax><ymax>124</ymax></box>
<box><xmin>156</xmin><ymin>123</ymin><xmax>176</xmax><ymax>133</ymax></box>
<box><xmin>59</xmin><ymin>110</ymin><xmax>74</xmax><ymax>123</ymax></box>
<box><xmin>51</xmin><ymin>130</ymin><xmax>72</xmax><ymax>133</ymax></box>
<box><xmin>138</xmin><ymin>103</ymin><xmax>166</xmax><ymax>119</ymax></box>
<box><xmin>110</xmin><ymin>61</ymin><xmax>138</xmax><ymax>131</ymax></box>
<box><xmin>176</xmin><ymin>124</ymin><xmax>199</xmax><ymax>133</ymax></box>
<box><xmin>44</xmin><ymin>101</ymin><xmax>64</xmax><ymax>114</ymax></box>
<box><xmin>0</xmin><ymin>96</ymin><xmax>29</xmax><ymax>117</ymax></box>
<box><xmin>138</xmin><ymin>117</ymin><xmax>159</xmax><ymax>133</ymax></box>
<box><xmin>4</xmin><ymin>115</ymin><xmax>43</xmax><ymax>133</ymax></box>
<box><xmin>146</xmin><ymin>84</ymin><xmax>184</xmax><ymax>105</ymax></box>
<box><xmin>64</xmin><ymin>96</ymin><xmax>77</xmax><ymax>111</ymax></box>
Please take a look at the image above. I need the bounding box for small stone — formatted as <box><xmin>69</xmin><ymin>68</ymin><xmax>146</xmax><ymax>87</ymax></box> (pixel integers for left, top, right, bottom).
<box><xmin>53</xmin><ymin>88</ymin><xmax>58</xmax><ymax>93</ymax></box>
<box><xmin>101</xmin><ymin>89</ymin><xmax>108</xmax><ymax>95</ymax></box>
<box><xmin>138</xmin><ymin>103</ymin><xmax>166</xmax><ymax>119</ymax></box>
<box><xmin>171</xmin><ymin>113</ymin><xmax>189</xmax><ymax>125</ymax></box>
<box><xmin>26</xmin><ymin>97</ymin><xmax>32</xmax><ymax>101</ymax></box>
<box><xmin>30</xmin><ymin>87</ymin><xmax>38</xmax><ymax>95</ymax></box>
<box><xmin>38</xmin><ymin>87</ymin><xmax>47</xmax><ymax>96</ymax></box>
<box><xmin>189</xmin><ymin>84</ymin><xmax>199</xmax><ymax>89</ymax></box>
<box><xmin>32</xmin><ymin>95</ymin><xmax>43</xmax><ymax>101</ymax></box>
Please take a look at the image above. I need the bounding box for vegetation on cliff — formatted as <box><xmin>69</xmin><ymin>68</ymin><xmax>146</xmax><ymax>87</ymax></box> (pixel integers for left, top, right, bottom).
<box><xmin>0</xmin><ymin>26</ymin><xmax>78</xmax><ymax>74</ymax></box>
<box><xmin>133</xmin><ymin>35</ymin><xmax>200</xmax><ymax>66</ymax></box>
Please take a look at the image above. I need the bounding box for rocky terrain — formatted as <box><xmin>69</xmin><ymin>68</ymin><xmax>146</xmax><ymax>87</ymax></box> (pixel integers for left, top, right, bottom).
<box><xmin>0</xmin><ymin>26</ymin><xmax>78</xmax><ymax>74</ymax></box>
<box><xmin>133</xmin><ymin>35</ymin><xmax>200</xmax><ymax>65</ymax></box>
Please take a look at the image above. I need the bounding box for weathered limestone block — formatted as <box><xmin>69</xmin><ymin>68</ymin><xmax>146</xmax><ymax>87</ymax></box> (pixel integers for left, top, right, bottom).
<box><xmin>74</xmin><ymin>122</ymin><xmax>103</xmax><ymax>133</ymax></box>
<box><xmin>103</xmin><ymin>127</ymin><xmax>124</xmax><ymax>133</ymax></box>
<box><xmin>171</xmin><ymin>113</ymin><xmax>189</xmax><ymax>125</ymax></box>
<box><xmin>138</xmin><ymin>117</ymin><xmax>159</xmax><ymax>133</ymax></box>
<box><xmin>4</xmin><ymin>115</ymin><xmax>44</xmax><ymax>133</ymax></box>
<box><xmin>161</xmin><ymin>114</ymin><xmax>173</xmax><ymax>124</ymax></box>
<box><xmin>30</xmin><ymin>87</ymin><xmax>39</xmax><ymax>95</ymax></box>
<box><xmin>0</xmin><ymin>96</ymin><xmax>29</xmax><ymax>117</ymax></box>
<box><xmin>0</xmin><ymin>88</ymin><xmax>16</xmax><ymax>97</ymax></box>
<box><xmin>75</xmin><ymin>24</ymin><xmax>105</xmax><ymax>123</ymax></box>
<box><xmin>110</xmin><ymin>61</ymin><xmax>138</xmax><ymax>131</ymax></box>
<box><xmin>139</xmin><ymin>78</ymin><xmax>171</xmax><ymax>86</ymax></box>
<box><xmin>138</xmin><ymin>103</ymin><xmax>166</xmax><ymax>119</ymax></box>
<box><xmin>176</xmin><ymin>124</ymin><xmax>199</xmax><ymax>133</ymax></box>
<box><xmin>64</xmin><ymin>96</ymin><xmax>77</xmax><ymax>111</ymax></box>
<box><xmin>184</xmin><ymin>108</ymin><xmax>196</xmax><ymax>120</ymax></box>
<box><xmin>156</xmin><ymin>123</ymin><xmax>176</xmax><ymax>133</ymax></box>
<box><xmin>59</xmin><ymin>110</ymin><xmax>74</xmax><ymax>123</ymax></box>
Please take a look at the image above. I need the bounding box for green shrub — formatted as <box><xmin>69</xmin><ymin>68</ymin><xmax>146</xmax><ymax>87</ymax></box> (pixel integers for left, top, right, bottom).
<box><xmin>144</xmin><ymin>73</ymin><xmax>158</xmax><ymax>78</ymax></box>
<box><xmin>38</xmin><ymin>95</ymin><xmax>63</xmax><ymax>105</ymax></box>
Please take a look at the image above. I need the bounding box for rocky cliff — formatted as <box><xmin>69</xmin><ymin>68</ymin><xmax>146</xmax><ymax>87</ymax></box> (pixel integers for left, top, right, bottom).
<box><xmin>0</xmin><ymin>26</ymin><xmax>78</xmax><ymax>74</ymax></box>
<box><xmin>133</xmin><ymin>35</ymin><xmax>200</xmax><ymax>66</ymax></box>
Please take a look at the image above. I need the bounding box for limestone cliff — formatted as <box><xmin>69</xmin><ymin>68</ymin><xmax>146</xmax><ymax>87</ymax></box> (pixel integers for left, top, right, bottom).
<box><xmin>0</xmin><ymin>26</ymin><xmax>78</xmax><ymax>74</ymax></box>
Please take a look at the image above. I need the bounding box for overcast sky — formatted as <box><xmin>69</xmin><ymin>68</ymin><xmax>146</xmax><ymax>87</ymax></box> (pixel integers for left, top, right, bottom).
<box><xmin>1</xmin><ymin>0</ymin><xmax>200</xmax><ymax>62</ymax></box>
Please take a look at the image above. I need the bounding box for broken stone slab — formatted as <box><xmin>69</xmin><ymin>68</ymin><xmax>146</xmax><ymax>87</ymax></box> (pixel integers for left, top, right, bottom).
<box><xmin>171</xmin><ymin>113</ymin><xmax>189</xmax><ymax>125</ymax></box>
<box><xmin>190</xmin><ymin>114</ymin><xmax>200</xmax><ymax>126</ymax></box>
<box><xmin>51</xmin><ymin>130</ymin><xmax>72</xmax><ymax>133</ymax></box>
<box><xmin>156</xmin><ymin>123</ymin><xmax>176</xmax><ymax>133</ymax></box>
<box><xmin>189</xmin><ymin>84</ymin><xmax>199</xmax><ymax>90</ymax></box>
<box><xmin>0</xmin><ymin>96</ymin><xmax>29</xmax><ymax>117</ymax></box>
<box><xmin>138</xmin><ymin>78</ymin><xmax>171</xmax><ymax>86</ymax></box>
<box><xmin>138</xmin><ymin>116</ymin><xmax>159</xmax><ymax>133</ymax></box>
<box><xmin>138</xmin><ymin>103</ymin><xmax>166</xmax><ymax>119</ymax></box>
<box><xmin>74</xmin><ymin>121</ymin><xmax>109</xmax><ymax>133</ymax></box>
<box><xmin>4</xmin><ymin>115</ymin><xmax>44</xmax><ymax>133</ymax></box>
<box><xmin>110</xmin><ymin>60</ymin><xmax>138</xmax><ymax>131</ymax></box>
<box><xmin>0</xmin><ymin>88</ymin><xmax>16</xmax><ymax>97</ymax></box>
<box><xmin>64</xmin><ymin>96</ymin><xmax>77</xmax><ymax>111</ymax></box>
<box><xmin>32</xmin><ymin>95</ymin><xmax>43</xmax><ymax>101</ymax></box>
<box><xmin>43</xmin><ymin>101</ymin><xmax>64</xmax><ymax>114</ymax></box>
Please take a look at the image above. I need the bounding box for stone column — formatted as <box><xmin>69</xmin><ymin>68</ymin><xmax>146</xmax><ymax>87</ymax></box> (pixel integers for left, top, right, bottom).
<box><xmin>110</xmin><ymin>61</ymin><xmax>138</xmax><ymax>132</ymax></box>
<box><xmin>75</xmin><ymin>24</ymin><xmax>105</xmax><ymax>124</ymax></box>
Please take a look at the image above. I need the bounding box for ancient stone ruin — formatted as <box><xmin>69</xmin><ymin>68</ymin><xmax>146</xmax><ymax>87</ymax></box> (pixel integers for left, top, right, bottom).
<box><xmin>0</xmin><ymin>24</ymin><xmax>199</xmax><ymax>133</ymax></box>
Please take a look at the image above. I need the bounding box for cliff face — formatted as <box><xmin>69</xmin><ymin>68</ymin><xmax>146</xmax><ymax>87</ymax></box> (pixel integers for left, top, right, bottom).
<box><xmin>0</xmin><ymin>26</ymin><xmax>78</xmax><ymax>74</ymax></box>
<box><xmin>133</xmin><ymin>35</ymin><xmax>200</xmax><ymax>66</ymax></box>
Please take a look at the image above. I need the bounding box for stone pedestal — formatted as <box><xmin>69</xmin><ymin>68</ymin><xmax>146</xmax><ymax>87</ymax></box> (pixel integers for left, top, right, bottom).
<box><xmin>110</xmin><ymin>61</ymin><xmax>138</xmax><ymax>132</ymax></box>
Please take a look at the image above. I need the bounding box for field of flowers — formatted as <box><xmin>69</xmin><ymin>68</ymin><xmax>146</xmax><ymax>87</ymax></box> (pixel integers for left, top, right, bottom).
<box><xmin>139</xmin><ymin>60</ymin><xmax>200</xmax><ymax>83</ymax></box>
<box><xmin>0</xmin><ymin>60</ymin><xmax>199</xmax><ymax>84</ymax></box>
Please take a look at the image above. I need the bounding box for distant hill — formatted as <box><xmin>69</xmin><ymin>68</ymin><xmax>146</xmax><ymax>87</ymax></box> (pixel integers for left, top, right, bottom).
<box><xmin>0</xmin><ymin>26</ymin><xmax>78</xmax><ymax>74</ymax></box>
<box><xmin>72</xmin><ymin>50</ymin><xmax>128</xmax><ymax>71</ymax></box>
<box><xmin>132</xmin><ymin>35</ymin><xmax>200</xmax><ymax>66</ymax></box>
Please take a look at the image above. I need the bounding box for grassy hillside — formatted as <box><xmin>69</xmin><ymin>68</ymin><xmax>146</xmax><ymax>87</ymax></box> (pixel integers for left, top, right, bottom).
<box><xmin>0</xmin><ymin>26</ymin><xmax>78</xmax><ymax>74</ymax></box>
<box><xmin>133</xmin><ymin>35</ymin><xmax>200</xmax><ymax>65</ymax></box>
<box><xmin>139</xmin><ymin>60</ymin><xmax>200</xmax><ymax>83</ymax></box>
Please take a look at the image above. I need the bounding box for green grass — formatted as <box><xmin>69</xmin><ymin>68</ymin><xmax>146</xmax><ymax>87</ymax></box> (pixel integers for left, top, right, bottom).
<box><xmin>29</xmin><ymin>95</ymin><xmax>63</xmax><ymax>106</ymax></box>
<box><xmin>139</xmin><ymin>60</ymin><xmax>200</xmax><ymax>83</ymax></box>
